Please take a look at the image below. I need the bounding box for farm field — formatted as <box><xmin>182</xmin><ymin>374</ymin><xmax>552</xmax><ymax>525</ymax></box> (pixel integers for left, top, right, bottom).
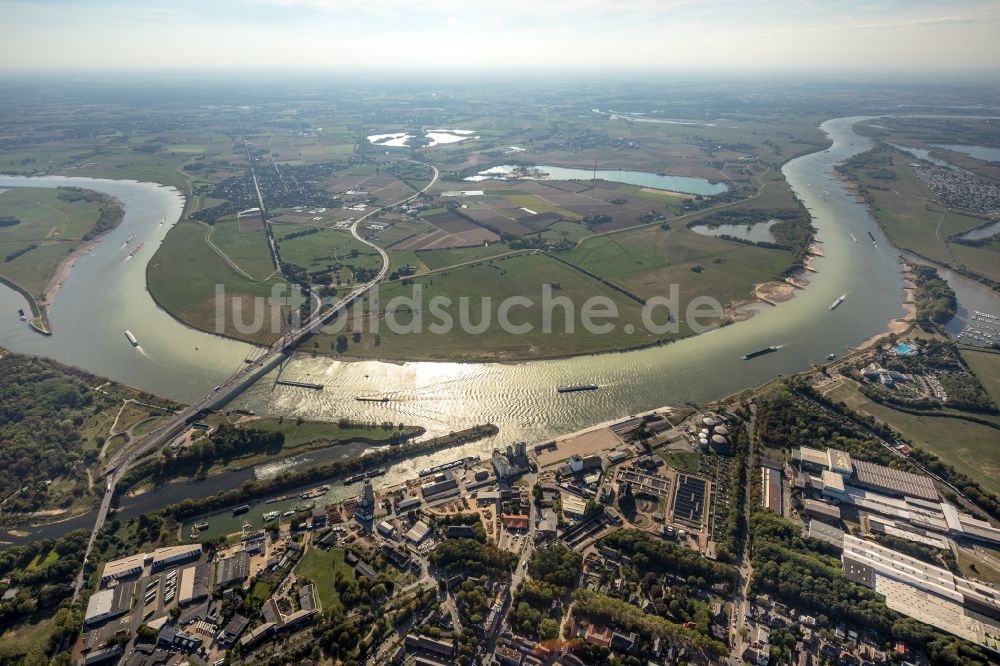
<box><xmin>0</xmin><ymin>186</ymin><xmax>118</xmax><ymax>304</ymax></box>
<box><xmin>147</xmin><ymin>220</ymin><xmax>286</xmax><ymax>344</ymax></box>
<box><xmin>308</xmin><ymin>251</ymin><xmax>667</xmax><ymax>361</ymax></box>
<box><xmin>275</xmin><ymin>224</ymin><xmax>382</xmax><ymax>284</ymax></box>
<box><xmin>563</xmin><ymin>223</ymin><xmax>793</xmax><ymax>307</ymax></box>
<box><xmin>824</xmin><ymin>381</ymin><xmax>1000</xmax><ymax>496</ymax></box>
<box><xmin>208</xmin><ymin>217</ymin><xmax>276</xmax><ymax>281</ymax></box>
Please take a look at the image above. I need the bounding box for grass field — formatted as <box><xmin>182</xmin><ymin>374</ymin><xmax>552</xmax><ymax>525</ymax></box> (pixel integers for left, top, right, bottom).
<box><xmin>846</xmin><ymin>146</ymin><xmax>1000</xmax><ymax>283</ymax></box>
<box><xmin>0</xmin><ymin>186</ymin><xmax>113</xmax><ymax>300</ymax></box>
<box><xmin>824</xmin><ymin>381</ymin><xmax>1000</xmax><ymax>495</ymax></box>
<box><xmin>243</xmin><ymin>417</ymin><xmax>420</xmax><ymax>450</ymax></box>
<box><xmin>660</xmin><ymin>450</ymin><xmax>701</xmax><ymax>474</ymax></box>
<box><xmin>0</xmin><ymin>615</ymin><xmax>56</xmax><ymax>663</ymax></box>
<box><xmin>275</xmin><ymin>225</ymin><xmax>382</xmax><ymax>283</ymax></box>
<box><xmin>955</xmin><ymin>546</ymin><xmax>1000</xmax><ymax>585</ymax></box>
<box><xmin>295</xmin><ymin>546</ymin><xmax>355</xmax><ymax>614</ymax></box>
<box><xmin>960</xmin><ymin>348</ymin><xmax>1000</xmax><ymax>408</ymax></box>
<box><xmin>563</xmin><ymin>223</ymin><xmax>792</xmax><ymax>306</ymax></box>
<box><xmin>147</xmin><ymin>220</ymin><xmax>286</xmax><ymax>344</ymax></box>
<box><xmin>310</xmin><ymin>251</ymin><xmax>665</xmax><ymax>361</ymax></box>
<box><xmin>501</xmin><ymin>193</ymin><xmax>582</xmax><ymax>220</ymax></box>
<box><xmin>208</xmin><ymin>218</ymin><xmax>276</xmax><ymax>281</ymax></box>
<box><xmin>414</xmin><ymin>243</ymin><xmax>514</xmax><ymax>271</ymax></box>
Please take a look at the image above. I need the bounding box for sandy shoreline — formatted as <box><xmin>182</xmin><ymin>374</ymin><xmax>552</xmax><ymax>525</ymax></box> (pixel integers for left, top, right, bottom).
<box><xmin>41</xmin><ymin>235</ymin><xmax>99</xmax><ymax>311</ymax></box>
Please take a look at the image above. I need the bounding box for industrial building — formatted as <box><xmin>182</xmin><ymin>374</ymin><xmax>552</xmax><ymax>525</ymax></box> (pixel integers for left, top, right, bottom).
<box><xmin>801</xmin><ymin>498</ymin><xmax>841</xmax><ymax>525</ymax></box>
<box><xmin>215</xmin><ymin>550</ymin><xmax>250</xmax><ymax>589</ymax></box>
<box><xmin>355</xmin><ymin>479</ymin><xmax>377</xmax><ymax>521</ymax></box>
<box><xmin>842</xmin><ymin>534</ymin><xmax>1000</xmax><ymax>649</ymax></box>
<box><xmin>839</xmin><ymin>485</ymin><xmax>1000</xmax><ymax>547</ymax></box>
<box><xmin>851</xmin><ymin>459</ymin><xmax>939</xmax><ymax>501</ymax></box>
<box><xmin>151</xmin><ymin>544</ymin><xmax>202</xmax><ymax>571</ymax></box>
<box><xmin>795</xmin><ymin>446</ymin><xmax>939</xmax><ymax>502</ymax></box>
<box><xmin>843</xmin><ymin>534</ymin><xmax>1000</xmax><ymax>618</ymax></box>
<box><xmin>396</xmin><ymin>496</ymin><xmax>422</xmax><ymax>514</ymax></box>
<box><xmin>218</xmin><ymin>614</ymin><xmax>250</xmax><ymax>647</ymax></box>
<box><xmin>239</xmin><ymin>622</ymin><xmax>276</xmax><ymax>650</ymax></box>
<box><xmin>405</xmin><ymin>520</ymin><xmax>432</xmax><ymax>544</ymax></box>
<box><xmin>420</xmin><ymin>471</ymin><xmax>458</xmax><ymax>497</ymax></box>
<box><xmin>84</xmin><ymin>581</ymin><xmax>137</xmax><ymax>626</ymax></box>
<box><xmin>761</xmin><ymin>466</ymin><xmax>782</xmax><ymax>514</ymax></box>
<box><xmin>819</xmin><ymin>470</ymin><xmax>845</xmax><ymax>500</ymax></box>
<box><xmin>377</xmin><ymin>520</ymin><xmax>396</xmax><ymax>539</ymax></box>
<box><xmin>557</xmin><ymin>454</ymin><xmax>603</xmax><ymax>479</ymax></box>
<box><xmin>298</xmin><ymin>584</ymin><xmax>317</xmax><ymax>612</ymax></box>
<box><xmin>100</xmin><ymin>553</ymin><xmax>147</xmax><ymax>584</ymax></box>
<box><xmin>560</xmin><ymin>494</ymin><xmax>588</xmax><ymax>520</ymax></box>
<box><xmin>178</xmin><ymin>563</ymin><xmax>210</xmax><ymax>606</ymax></box>
<box><xmin>537</xmin><ymin>509</ymin><xmax>558</xmax><ymax>538</ymax></box>
<box><xmin>445</xmin><ymin>525</ymin><xmax>478</xmax><ymax>539</ymax></box>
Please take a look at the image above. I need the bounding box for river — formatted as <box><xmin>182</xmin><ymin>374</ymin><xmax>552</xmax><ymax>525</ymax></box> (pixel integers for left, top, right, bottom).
<box><xmin>2</xmin><ymin>117</ymin><xmax>998</xmax><ymax>546</ymax></box>
<box><xmin>0</xmin><ymin>175</ymin><xmax>253</xmax><ymax>395</ymax></box>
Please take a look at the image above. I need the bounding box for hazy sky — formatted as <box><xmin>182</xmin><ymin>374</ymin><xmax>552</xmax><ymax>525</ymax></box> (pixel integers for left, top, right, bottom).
<box><xmin>1</xmin><ymin>0</ymin><xmax>998</xmax><ymax>73</ymax></box>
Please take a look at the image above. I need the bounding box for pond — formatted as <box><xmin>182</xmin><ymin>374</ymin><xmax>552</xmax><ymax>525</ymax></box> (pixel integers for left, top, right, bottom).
<box><xmin>689</xmin><ymin>219</ymin><xmax>779</xmax><ymax>243</ymax></box>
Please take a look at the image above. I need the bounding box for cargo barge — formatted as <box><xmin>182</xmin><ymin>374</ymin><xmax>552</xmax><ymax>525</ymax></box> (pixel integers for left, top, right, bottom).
<box><xmin>557</xmin><ymin>384</ymin><xmax>599</xmax><ymax>393</ymax></box>
<box><xmin>742</xmin><ymin>346</ymin><xmax>778</xmax><ymax>360</ymax></box>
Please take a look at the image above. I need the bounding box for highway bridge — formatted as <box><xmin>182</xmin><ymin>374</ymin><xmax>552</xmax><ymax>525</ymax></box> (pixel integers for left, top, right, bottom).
<box><xmin>72</xmin><ymin>164</ymin><xmax>438</xmax><ymax>601</ymax></box>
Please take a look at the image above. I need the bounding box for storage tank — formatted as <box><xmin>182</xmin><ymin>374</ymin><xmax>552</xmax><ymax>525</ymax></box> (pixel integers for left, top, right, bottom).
<box><xmin>714</xmin><ymin>425</ymin><xmax>729</xmax><ymax>437</ymax></box>
<box><xmin>702</xmin><ymin>417</ymin><xmax>716</xmax><ymax>429</ymax></box>
<box><xmin>712</xmin><ymin>434</ymin><xmax>728</xmax><ymax>447</ymax></box>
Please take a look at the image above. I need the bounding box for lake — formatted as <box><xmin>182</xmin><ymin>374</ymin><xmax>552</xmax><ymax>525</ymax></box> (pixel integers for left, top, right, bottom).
<box><xmin>931</xmin><ymin>144</ymin><xmax>1000</xmax><ymax>164</ymax></box>
<box><xmin>465</xmin><ymin>164</ymin><xmax>727</xmax><ymax>196</ymax></box>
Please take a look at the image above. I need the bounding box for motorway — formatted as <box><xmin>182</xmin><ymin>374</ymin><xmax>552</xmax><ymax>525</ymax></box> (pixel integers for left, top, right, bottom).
<box><xmin>72</xmin><ymin>163</ymin><xmax>439</xmax><ymax>601</ymax></box>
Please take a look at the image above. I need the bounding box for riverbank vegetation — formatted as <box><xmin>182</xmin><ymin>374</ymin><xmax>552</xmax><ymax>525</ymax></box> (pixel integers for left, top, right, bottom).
<box><xmin>119</xmin><ymin>418</ymin><xmax>424</xmax><ymax>489</ymax></box>
<box><xmin>0</xmin><ymin>349</ymin><xmax>178</xmax><ymax>524</ymax></box>
<box><xmin>0</xmin><ymin>186</ymin><xmax>123</xmax><ymax>315</ymax></box>
<box><xmin>157</xmin><ymin>424</ymin><xmax>498</xmax><ymax>522</ymax></box>
<box><xmin>911</xmin><ymin>264</ymin><xmax>958</xmax><ymax>327</ymax></box>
